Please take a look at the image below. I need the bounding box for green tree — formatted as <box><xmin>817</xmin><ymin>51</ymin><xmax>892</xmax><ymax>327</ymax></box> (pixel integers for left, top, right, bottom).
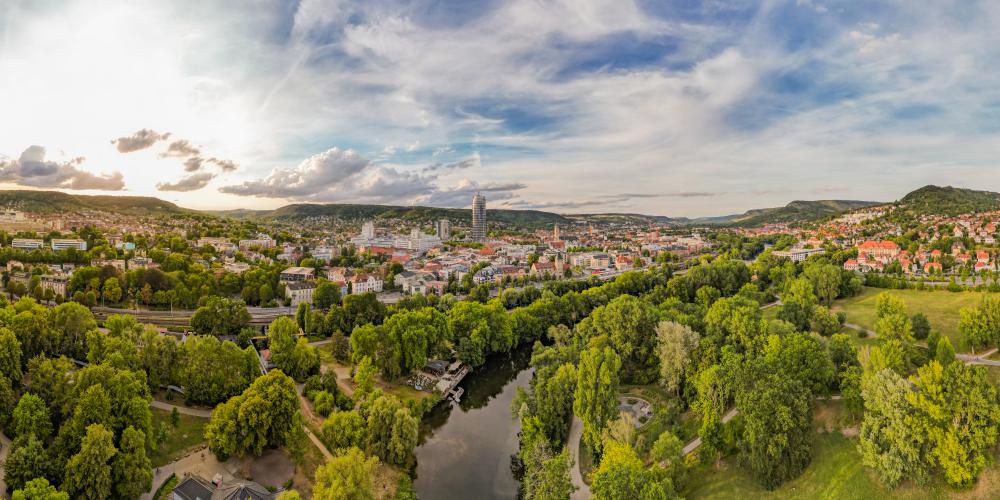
<box><xmin>446</xmin><ymin>300</ymin><xmax>513</xmax><ymax>368</ymax></box>
<box><xmin>526</xmin><ymin>448</ymin><xmax>576</xmax><ymax>500</ymax></box>
<box><xmin>268</xmin><ymin>317</ymin><xmax>320</xmax><ymax>382</ymax></box>
<box><xmin>102</xmin><ymin>277</ymin><xmax>123</xmax><ymax>304</ymax></box>
<box><xmin>0</xmin><ymin>327</ymin><xmax>23</xmax><ymax>383</ymax></box>
<box><xmin>321</xmin><ymin>410</ymin><xmax>368</xmax><ymax>451</ymax></box>
<box><xmin>12</xmin><ymin>477</ymin><xmax>68</xmax><ymax>500</ymax></box>
<box><xmin>935</xmin><ymin>336</ymin><xmax>956</xmax><ymax>366</ymax></box>
<box><xmin>112</xmin><ymin>426</ymin><xmax>153</xmax><ymax>499</ymax></box>
<box><xmin>908</xmin><ymin>362</ymin><xmax>1000</xmax><ymax>487</ymax></box>
<box><xmin>388</xmin><ymin>407</ymin><xmax>419</xmax><ymax>466</ymax></box>
<box><xmin>737</xmin><ymin>373</ymin><xmax>812</xmax><ymax>490</ymax></box>
<box><xmin>575</xmin><ymin>295</ymin><xmax>659</xmax><ymax>383</ymax></box>
<box><xmin>52</xmin><ymin>301</ymin><xmax>97</xmax><ymax>359</ymax></box>
<box><xmin>804</xmin><ymin>263</ymin><xmax>842</xmax><ymax>307</ymax></box>
<box><xmin>190</xmin><ymin>297</ymin><xmax>251</xmax><ymax>336</ymax></box>
<box><xmin>12</xmin><ymin>393</ymin><xmax>52</xmax><ymax>440</ymax></box>
<box><xmin>63</xmin><ymin>424</ymin><xmax>117</xmax><ymax>500</ymax></box>
<box><xmin>574</xmin><ymin>347</ymin><xmax>621</xmax><ymax>453</ymax></box>
<box><xmin>314</xmin><ymin>280</ymin><xmax>342</xmax><ymax>309</ymax></box>
<box><xmin>591</xmin><ymin>440</ymin><xmax>675</xmax><ymax>499</ymax></box>
<box><xmin>354</xmin><ymin>356</ymin><xmax>376</xmax><ymax>399</ymax></box>
<box><xmin>911</xmin><ymin>313</ymin><xmax>931</xmax><ymax>340</ymax></box>
<box><xmin>534</xmin><ymin>363</ymin><xmax>579</xmax><ymax>446</ymax></box>
<box><xmin>858</xmin><ymin>368</ymin><xmax>927</xmax><ymax>487</ymax></box>
<box><xmin>656</xmin><ymin>321</ymin><xmax>699</xmax><ymax>397</ymax></box>
<box><xmin>313</xmin><ymin>447</ymin><xmax>378</xmax><ymax>500</ymax></box>
<box><xmin>4</xmin><ymin>435</ymin><xmax>51</xmax><ymax>492</ymax></box>
<box><xmin>0</xmin><ymin>374</ymin><xmax>15</xmax><ymax>429</ymax></box>
<box><xmin>204</xmin><ymin>370</ymin><xmax>304</xmax><ymax>459</ymax></box>
<box><xmin>762</xmin><ymin>332</ymin><xmax>834</xmax><ymax>396</ymax></box>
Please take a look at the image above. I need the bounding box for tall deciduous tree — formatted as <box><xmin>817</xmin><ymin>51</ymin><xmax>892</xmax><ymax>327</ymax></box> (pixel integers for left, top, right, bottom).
<box><xmin>736</xmin><ymin>373</ymin><xmax>812</xmax><ymax>490</ymax></box>
<box><xmin>63</xmin><ymin>424</ymin><xmax>117</xmax><ymax>500</ymax></box>
<box><xmin>858</xmin><ymin>368</ymin><xmax>927</xmax><ymax>487</ymax></box>
<box><xmin>0</xmin><ymin>327</ymin><xmax>23</xmax><ymax>383</ymax></box>
<box><xmin>205</xmin><ymin>370</ymin><xmax>304</xmax><ymax>459</ymax></box>
<box><xmin>112</xmin><ymin>426</ymin><xmax>153</xmax><ymax>499</ymax></box>
<box><xmin>575</xmin><ymin>295</ymin><xmax>659</xmax><ymax>383</ymax></box>
<box><xmin>313</xmin><ymin>447</ymin><xmax>378</xmax><ymax>500</ymax></box>
<box><xmin>656</xmin><ymin>321</ymin><xmax>700</xmax><ymax>397</ymax></box>
<box><xmin>574</xmin><ymin>347</ymin><xmax>621</xmax><ymax>454</ymax></box>
<box><xmin>12</xmin><ymin>393</ymin><xmax>51</xmax><ymax>440</ymax></box>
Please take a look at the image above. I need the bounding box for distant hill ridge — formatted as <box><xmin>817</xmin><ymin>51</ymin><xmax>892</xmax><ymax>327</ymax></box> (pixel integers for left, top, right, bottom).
<box><xmin>1</xmin><ymin>185</ymin><xmax>994</xmax><ymax>227</ymax></box>
<box><xmin>0</xmin><ymin>190</ymin><xmax>186</xmax><ymax>215</ymax></box>
<box><xmin>896</xmin><ymin>185</ymin><xmax>1000</xmax><ymax>216</ymax></box>
<box><xmin>214</xmin><ymin>202</ymin><xmax>573</xmax><ymax>228</ymax></box>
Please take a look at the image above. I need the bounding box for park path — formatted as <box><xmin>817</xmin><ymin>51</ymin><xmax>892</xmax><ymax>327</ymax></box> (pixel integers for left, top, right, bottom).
<box><xmin>682</xmin><ymin>408</ymin><xmax>739</xmax><ymax>456</ymax></box>
<box><xmin>151</xmin><ymin>399</ymin><xmax>213</xmax><ymax>418</ymax></box>
<box><xmin>295</xmin><ymin>383</ymin><xmax>334</xmax><ymax>462</ymax></box>
<box><xmin>0</xmin><ymin>431</ymin><xmax>11</xmax><ymax>499</ymax></box>
<box><xmin>568</xmin><ymin>416</ymin><xmax>591</xmax><ymax>500</ymax></box>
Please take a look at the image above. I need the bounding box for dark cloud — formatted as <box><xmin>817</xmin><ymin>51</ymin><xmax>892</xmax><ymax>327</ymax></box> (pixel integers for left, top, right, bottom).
<box><xmin>0</xmin><ymin>146</ymin><xmax>125</xmax><ymax>191</ymax></box>
<box><xmin>156</xmin><ymin>172</ymin><xmax>216</xmax><ymax>192</ymax></box>
<box><xmin>111</xmin><ymin>129</ymin><xmax>170</xmax><ymax>153</ymax></box>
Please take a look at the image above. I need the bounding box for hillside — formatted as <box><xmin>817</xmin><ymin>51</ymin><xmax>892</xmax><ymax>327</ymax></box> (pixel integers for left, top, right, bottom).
<box><xmin>896</xmin><ymin>185</ymin><xmax>1000</xmax><ymax>216</ymax></box>
<box><xmin>720</xmin><ymin>199</ymin><xmax>882</xmax><ymax>226</ymax></box>
<box><xmin>0</xmin><ymin>190</ymin><xmax>188</xmax><ymax>216</ymax></box>
<box><xmin>246</xmin><ymin>203</ymin><xmax>572</xmax><ymax>228</ymax></box>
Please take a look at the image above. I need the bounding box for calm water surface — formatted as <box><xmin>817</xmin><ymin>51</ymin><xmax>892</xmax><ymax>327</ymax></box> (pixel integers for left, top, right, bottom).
<box><xmin>413</xmin><ymin>346</ymin><xmax>533</xmax><ymax>499</ymax></box>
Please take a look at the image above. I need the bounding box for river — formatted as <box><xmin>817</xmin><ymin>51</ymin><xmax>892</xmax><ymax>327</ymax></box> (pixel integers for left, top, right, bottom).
<box><xmin>413</xmin><ymin>346</ymin><xmax>533</xmax><ymax>499</ymax></box>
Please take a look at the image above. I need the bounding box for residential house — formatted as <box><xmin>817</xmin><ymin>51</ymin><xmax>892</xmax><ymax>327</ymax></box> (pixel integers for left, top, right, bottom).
<box><xmin>279</xmin><ymin>266</ymin><xmax>315</xmax><ymax>283</ymax></box>
<box><xmin>286</xmin><ymin>281</ymin><xmax>316</xmax><ymax>307</ymax></box>
<box><xmin>349</xmin><ymin>273</ymin><xmax>383</xmax><ymax>293</ymax></box>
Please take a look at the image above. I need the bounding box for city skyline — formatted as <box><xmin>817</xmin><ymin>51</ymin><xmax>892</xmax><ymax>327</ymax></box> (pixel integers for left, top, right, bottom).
<box><xmin>4</xmin><ymin>1</ymin><xmax>1000</xmax><ymax>217</ymax></box>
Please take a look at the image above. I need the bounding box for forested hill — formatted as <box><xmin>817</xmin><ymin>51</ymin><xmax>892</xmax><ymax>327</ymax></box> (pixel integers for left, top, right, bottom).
<box><xmin>896</xmin><ymin>185</ymin><xmax>1000</xmax><ymax>216</ymax></box>
<box><xmin>0</xmin><ymin>190</ymin><xmax>188</xmax><ymax>215</ymax></box>
<box><xmin>717</xmin><ymin>199</ymin><xmax>882</xmax><ymax>226</ymax></box>
<box><xmin>227</xmin><ymin>202</ymin><xmax>573</xmax><ymax>228</ymax></box>
<box><xmin>575</xmin><ymin>200</ymin><xmax>881</xmax><ymax>227</ymax></box>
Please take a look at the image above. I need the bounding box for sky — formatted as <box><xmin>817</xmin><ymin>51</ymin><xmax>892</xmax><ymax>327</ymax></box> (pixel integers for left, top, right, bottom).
<box><xmin>2</xmin><ymin>0</ymin><xmax>1000</xmax><ymax>217</ymax></box>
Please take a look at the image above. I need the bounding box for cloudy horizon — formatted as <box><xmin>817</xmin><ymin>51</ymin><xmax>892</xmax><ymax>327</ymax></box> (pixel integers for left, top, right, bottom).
<box><xmin>2</xmin><ymin>0</ymin><xmax>1000</xmax><ymax>217</ymax></box>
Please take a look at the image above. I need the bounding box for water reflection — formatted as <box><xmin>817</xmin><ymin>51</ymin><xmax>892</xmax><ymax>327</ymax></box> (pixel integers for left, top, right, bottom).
<box><xmin>414</xmin><ymin>346</ymin><xmax>533</xmax><ymax>499</ymax></box>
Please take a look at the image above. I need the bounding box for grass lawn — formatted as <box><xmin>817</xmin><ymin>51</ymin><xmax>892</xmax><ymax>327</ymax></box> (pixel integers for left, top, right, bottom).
<box><xmin>832</xmin><ymin>287</ymin><xmax>991</xmax><ymax>352</ymax></box>
<box><xmin>148</xmin><ymin>408</ymin><xmax>209</xmax><ymax>467</ymax></box>
<box><xmin>685</xmin><ymin>399</ymin><xmax>1000</xmax><ymax>500</ymax></box>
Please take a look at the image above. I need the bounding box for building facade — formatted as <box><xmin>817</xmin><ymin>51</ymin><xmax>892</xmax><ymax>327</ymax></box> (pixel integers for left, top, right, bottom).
<box><xmin>471</xmin><ymin>192</ymin><xmax>486</xmax><ymax>242</ymax></box>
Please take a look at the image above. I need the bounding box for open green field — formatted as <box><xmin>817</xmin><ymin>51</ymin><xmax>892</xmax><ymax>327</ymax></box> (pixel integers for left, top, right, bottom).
<box><xmin>148</xmin><ymin>408</ymin><xmax>209</xmax><ymax>466</ymax></box>
<box><xmin>832</xmin><ymin>287</ymin><xmax>992</xmax><ymax>351</ymax></box>
<box><xmin>685</xmin><ymin>400</ymin><xmax>1000</xmax><ymax>499</ymax></box>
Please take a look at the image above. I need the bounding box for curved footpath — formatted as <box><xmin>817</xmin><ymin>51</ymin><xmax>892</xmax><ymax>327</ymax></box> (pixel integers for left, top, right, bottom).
<box><xmin>568</xmin><ymin>416</ymin><xmax>591</xmax><ymax>499</ymax></box>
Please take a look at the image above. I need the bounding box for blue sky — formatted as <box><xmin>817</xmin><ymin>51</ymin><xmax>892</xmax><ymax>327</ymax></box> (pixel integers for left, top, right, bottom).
<box><xmin>2</xmin><ymin>0</ymin><xmax>1000</xmax><ymax>216</ymax></box>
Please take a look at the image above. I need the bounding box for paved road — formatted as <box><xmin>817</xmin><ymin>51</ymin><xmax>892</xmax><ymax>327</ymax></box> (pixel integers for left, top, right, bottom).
<box><xmin>568</xmin><ymin>416</ymin><xmax>591</xmax><ymax>500</ymax></box>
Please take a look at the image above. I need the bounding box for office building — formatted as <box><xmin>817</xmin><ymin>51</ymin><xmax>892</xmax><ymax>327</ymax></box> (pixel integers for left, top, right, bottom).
<box><xmin>51</xmin><ymin>239</ymin><xmax>87</xmax><ymax>251</ymax></box>
<box><xmin>471</xmin><ymin>192</ymin><xmax>486</xmax><ymax>242</ymax></box>
<box><xmin>434</xmin><ymin>219</ymin><xmax>451</xmax><ymax>240</ymax></box>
